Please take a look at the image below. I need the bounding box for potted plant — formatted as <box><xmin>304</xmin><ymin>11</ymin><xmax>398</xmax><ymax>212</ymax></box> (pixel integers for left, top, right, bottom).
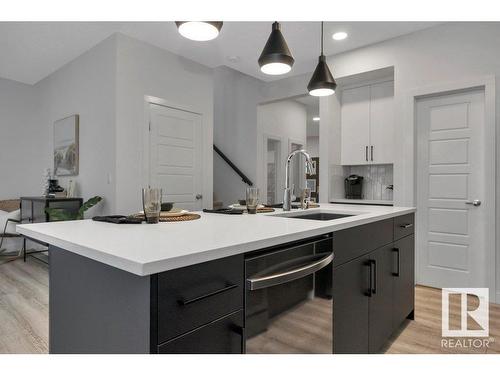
<box><xmin>45</xmin><ymin>196</ymin><xmax>102</xmax><ymax>221</ymax></box>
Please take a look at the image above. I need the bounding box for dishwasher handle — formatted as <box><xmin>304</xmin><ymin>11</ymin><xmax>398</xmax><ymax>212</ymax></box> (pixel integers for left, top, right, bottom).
<box><xmin>247</xmin><ymin>252</ymin><xmax>333</xmax><ymax>291</ymax></box>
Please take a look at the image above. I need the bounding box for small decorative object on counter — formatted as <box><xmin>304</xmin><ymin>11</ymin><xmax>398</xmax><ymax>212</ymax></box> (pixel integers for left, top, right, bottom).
<box><xmin>48</xmin><ymin>179</ymin><xmax>65</xmax><ymax>198</ymax></box>
<box><xmin>42</xmin><ymin>168</ymin><xmax>52</xmax><ymax>196</ymax></box>
<box><xmin>142</xmin><ymin>188</ymin><xmax>162</xmax><ymax>224</ymax></box>
<box><xmin>246</xmin><ymin>187</ymin><xmax>259</xmax><ymax>214</ymax></box>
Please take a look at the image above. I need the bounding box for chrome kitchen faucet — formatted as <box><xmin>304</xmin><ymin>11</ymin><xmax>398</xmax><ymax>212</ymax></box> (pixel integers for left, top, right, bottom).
<box><xmin>283</xmin><ymin>149</ymin><xmax>314</xmax><ymax>211</ymax></box>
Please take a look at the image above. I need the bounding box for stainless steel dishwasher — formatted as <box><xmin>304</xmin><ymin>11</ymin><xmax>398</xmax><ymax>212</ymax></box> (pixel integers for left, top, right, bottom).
<box><xmin>245</xmin><ymin>235</ymin><xmax>333</xmax><ymax>354</ymax></box>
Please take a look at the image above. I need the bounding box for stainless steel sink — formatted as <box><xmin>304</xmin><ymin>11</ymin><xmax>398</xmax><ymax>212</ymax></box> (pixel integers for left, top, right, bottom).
<box><xmin>271</xmin><ymin>210</ymin><xmax>357</xmax><ymax>221</ymax></box>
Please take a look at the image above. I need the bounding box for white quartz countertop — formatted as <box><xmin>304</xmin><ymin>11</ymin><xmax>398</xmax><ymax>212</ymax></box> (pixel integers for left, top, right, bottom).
<box><xmin>330</xmin><ymin>199</ymin><xmax>394</xmax><ymax>206</ymax></box>
<box><xmin>17</xmin><ymin>204</ymin><xmax>415</xmax><ymax>276</ymax></box>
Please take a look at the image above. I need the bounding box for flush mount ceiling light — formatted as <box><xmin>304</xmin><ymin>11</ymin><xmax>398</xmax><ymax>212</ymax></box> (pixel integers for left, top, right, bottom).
<box><xmin>258</xmin><ymin>22</ymin><xmax>295</xmax><ymax>75</ymax></box>
<box><xmin>313</xmin><ymin>117</ymin><xmax>320</xmax><ymax>121</ymax></box>
<box><xmin>175</xmin><ymin>21</ymin><xmax>223</xmax><ymax>41</ymax></box>
<box><xmin>332</xmin><ymin>31</ymin><xmax>348</xmax><ymax>41</ymax></box>
<box><xmin>308</xmin><ymin>22</ymin><xmax>337</xmax><ymax>97</ymax></box>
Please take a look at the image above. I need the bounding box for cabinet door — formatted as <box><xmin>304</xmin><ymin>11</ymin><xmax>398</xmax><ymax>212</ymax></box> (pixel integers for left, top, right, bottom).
<box><xmin>341</xmin><ymin>85</ymin><xmax>371</xmax><ymax>165</ymax></box>
<box><xmin>333</xmin><ymin>254</ymin><xmax>370</xmax><ymax>353</ymax></box>
<box><xmin>369</xmin><ymin>81</ymin><xmax>394</xmax><ymax>164</ymax></box>
<box><xmin>157</xmin><ymin>311</ymin><xmax>243</xmax><ymax>354</ymax></box>
<box><xmin>368</xmin><ymin>244</ymin><xmax>394</xmax><ymax>353</ymax></box>
<box><xmin>392</xmin><ymin>235</ymin><xmax>415</xmax><ymax>330</ymax></box>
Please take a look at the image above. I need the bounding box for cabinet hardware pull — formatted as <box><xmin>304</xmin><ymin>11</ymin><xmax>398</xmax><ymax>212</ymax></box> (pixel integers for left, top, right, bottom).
<box><xmin>371</xmin><ymin>259</ymin><xmax>377</xmax><ymax>295</ymax></box>
<box><xmin>370</xmin><ymin>146</ymin><xmax>373</xmax><ymax>161</ymax></box>
<box><xmin>365</xmin><ymin>146</ymin><xmax>368</xmax><ymax>161</ymax></box>
<box><xmin>366</xmin><ymin>261</ymin><xmax>373</xmax><ymax>297</ymax></box>
<box><xmin>178</xmin><ymin>284</ymin><xmax>238</xmax><ymax>306</ymax></box>
<box><xmin>399</xmin><ymin>223</ymin><xmax>413</xmax><ymax>229</ymax></box>
<box><xmin>247</xmin><ymin>252</ymin><xmax>333</xmax><ymax>291</ymax></box>
<box><xmin>392</xmin><ymin>248</ymin><xmax>400</xmax><ymax>277</ymax></box>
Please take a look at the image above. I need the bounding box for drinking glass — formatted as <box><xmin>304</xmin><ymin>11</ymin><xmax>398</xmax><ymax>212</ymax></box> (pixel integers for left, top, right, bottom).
<box><xmin>246</xmin><ymin>187</ymin><xmax>259</xmax><ymax>214</ymax></box>
<box><xmin>142</xmin><ymin>188</ymin><xmax>162</xmax><ymax>224</ymax></box>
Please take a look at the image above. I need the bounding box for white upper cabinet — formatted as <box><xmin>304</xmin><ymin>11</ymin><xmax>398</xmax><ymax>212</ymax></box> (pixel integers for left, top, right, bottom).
<box><xmin>369</xmin><ymin>81</ymin><xmax>394</xmax><ymax>164</ymax></box>
<box><xmin>341</xmin><ymin>85</ymin><xmax>371</xmax><ymax>165</ymax></box>
<box><xmin>340</xmin><ymin>81</ymin><xmax>394</xmax><ymax>165</ymax></box>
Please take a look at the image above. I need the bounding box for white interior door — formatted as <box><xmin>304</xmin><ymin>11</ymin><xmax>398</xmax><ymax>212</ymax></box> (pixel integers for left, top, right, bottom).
<box><xmin>149</xmin><ymin>103</ymin><xmax>203</xmax><ymax>211</ymax></box>
<box><xmin>416</xmin><ymin>88</ymin><xmax>488</xmax><ymax>288</ymax></box>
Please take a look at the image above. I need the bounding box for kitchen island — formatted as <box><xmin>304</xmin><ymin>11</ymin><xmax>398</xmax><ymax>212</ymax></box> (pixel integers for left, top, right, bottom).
<box><xmin>17</xmin><ymin>204</ymin><xmax>415</xmax><ymax>354</ymax></box>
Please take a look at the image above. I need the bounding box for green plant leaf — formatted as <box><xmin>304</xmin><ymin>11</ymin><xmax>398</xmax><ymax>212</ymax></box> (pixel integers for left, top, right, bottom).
<box><xmin>45</xmin><ymin>208</ymin><xmax>75</xmax><ymax>221</ymax></box>
<box><xmin>77</xmin><ymin>196</ymin><xmax>103</xmax><ymax>219</ymax></box>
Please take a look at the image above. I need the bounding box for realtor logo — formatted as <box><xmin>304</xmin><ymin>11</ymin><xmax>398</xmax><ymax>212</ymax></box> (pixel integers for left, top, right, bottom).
<box><xmin>442</xmin><ymin>288</ymin><xmax>489</xmax><ymax>337</ymax></box>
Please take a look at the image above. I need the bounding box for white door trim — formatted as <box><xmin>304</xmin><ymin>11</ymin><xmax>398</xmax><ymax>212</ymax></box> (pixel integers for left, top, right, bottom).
<box><xmin>143</xmin><ymin>95</ymin><xmax>212</xmax><ymax>210</ymax></box>
<box><xmin>403</xmin><ymin>76</ymin><xmax>496</xmax><ymax>302</ymax></box>
<box><xmin>262</xmin><ymin>133</ymin><xmax>285</xmax><ymax>205</ymax></box>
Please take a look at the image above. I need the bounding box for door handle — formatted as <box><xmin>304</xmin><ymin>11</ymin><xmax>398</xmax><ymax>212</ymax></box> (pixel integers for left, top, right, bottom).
<box><xmin>178</xmin><ymin>284</ymin><xmax>238</xmax><ymax>305</ymax></box>
<box><xmin>392</xmin><ymin>248</ymin><xmax>400</xmax><ymax>277</ymax></box>
<box><xmin>465</xmin><ymin>199</ymin><xmax>481</xmax><ymax>207</ymax></box>
<box><xmin>365</xmin><ymin>146</ymin><xmax>368</xmax><ymax>162</ymax></box>
<box><xmin>371</xmin><ymin>259</ymin><xmax>377</xmax><ymax>295</ymax></box>
<box><xmin>366</xmin><ymin>259</ymin><xmax>377</xmax><ymax>297</ymax></box>
<box><xmin>370</xmin><ymin>145</ymin><xmax>373</xmax><ymax>161</ymax></box>
<box><xmin>247</xmin><ymin>252</ymin><xmax>333</xmax><ymax>291</ymax></box>
<box><xmin>399</xmin><ymin>223</ymin><xmax>413</xmax><ymax>229</ymax></box>
<box><xmin>195</xmin><ymin>194</ymin><xmax>203</xmax><ymax>200</ymax></box>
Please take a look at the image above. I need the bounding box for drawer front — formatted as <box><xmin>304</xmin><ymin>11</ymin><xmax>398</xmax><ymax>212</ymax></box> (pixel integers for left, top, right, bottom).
<box><xmin>157</xmin><ymin>310</ymin><xmax>243</xmax><ymax>354</ymax></box>
<box><xmin>393</xmin><ymin>213</ymin><xmax>415</xmax><ymax>241</ymax></box>
<box><xmin>157</xmin><ymin>254</ymin><xmax>244</xmax><ymax>344</ymax></box>
<box><xmin>332</xmin><ymin>219</ymin><xmax>393</xmax><ymax>267</ymax></box>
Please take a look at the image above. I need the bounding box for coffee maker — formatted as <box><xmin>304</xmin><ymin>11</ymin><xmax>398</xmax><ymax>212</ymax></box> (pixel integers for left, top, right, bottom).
<box><xmin>344</xmin><ymin>175</ymin><xmax>364</xmax><ymax>199</ymax></box>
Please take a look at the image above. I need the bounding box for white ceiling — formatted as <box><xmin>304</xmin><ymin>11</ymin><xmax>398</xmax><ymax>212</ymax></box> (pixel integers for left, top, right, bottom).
<box><xmin>0</xmin><ymin>21</ymin><xmax>440</xmax><ymax>85</ymax></box>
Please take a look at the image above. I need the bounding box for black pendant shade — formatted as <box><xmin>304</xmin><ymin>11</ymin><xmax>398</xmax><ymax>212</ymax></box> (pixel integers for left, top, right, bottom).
<box><xmin>307</xmin><ymin>54</ymin><xmax>337</xmax><ymax>95</ymax></box>
<box><xmin>308</xmin><ymin>22</ymin><xmax>336</xmax><ymax>96</ymax></box>
<box><xmin>258</xmin><ymin>22</ymin><xmax>295</xmax><ymax>75</ymax></box>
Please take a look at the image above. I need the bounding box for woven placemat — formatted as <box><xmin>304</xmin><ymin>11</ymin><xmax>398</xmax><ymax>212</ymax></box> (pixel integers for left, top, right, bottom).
<box><xmin>132</xmin><ymin>213</ymin><xmax>201</xmax><ymax>222</ymax></box>
<box><xmin>257</xmin><ymin>207</ymin><xmax>275</xmax><ymax>213</ymax></box>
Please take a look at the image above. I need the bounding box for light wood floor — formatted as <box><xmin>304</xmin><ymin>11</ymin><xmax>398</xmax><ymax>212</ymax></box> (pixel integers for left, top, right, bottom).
<box><xmin>1</xmin><ymin>258</ymin><xmax>499</xmax><ymax>354</ymax></box>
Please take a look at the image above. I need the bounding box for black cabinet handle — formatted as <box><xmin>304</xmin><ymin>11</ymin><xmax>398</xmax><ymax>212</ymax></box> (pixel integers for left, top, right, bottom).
<box><xmin>399</xmin><ymin>223</ymin><xmax>413</xmax><ymax>229</ymax></box>
<box><xmin>366</xmin><ymin>260</ymin><xmax>377</xmax><ymax>297</ymax></box>
<box><xmin>178</xmin><ymin>284</ymin><xmax>238</xmax><ymax>306</ymax></box>
<box><xmin>365</xmin><ymin>146</ymin><xmax>369</xmax><ymax>162</ymax></box>
<box><xmin>392</xmin><ymin>248</ymin><xmax>400</xmax><ymax>277</ymax></box>
<box><xmin>370</xmin><ymin>146</ymin><xmax>374</xmax><ymax>161</ymax></box>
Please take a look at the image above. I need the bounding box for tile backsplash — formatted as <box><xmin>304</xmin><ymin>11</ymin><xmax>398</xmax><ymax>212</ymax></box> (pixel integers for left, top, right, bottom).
<box><xmin>344</xmin><ymin>164</ymin><xmax>393</xmax><ymax>201</ymax></box>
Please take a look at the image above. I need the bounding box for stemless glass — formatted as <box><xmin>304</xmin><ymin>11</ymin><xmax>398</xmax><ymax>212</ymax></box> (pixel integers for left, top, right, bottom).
<box><xmin>246</xmin><ymin>187</ymin><xmax>259</xmax><ymax>214</ymax></box>
<box><xmin>142</xmin><ymin>188</ymin><xmax>162</xmax><ymax>224</ymax></box>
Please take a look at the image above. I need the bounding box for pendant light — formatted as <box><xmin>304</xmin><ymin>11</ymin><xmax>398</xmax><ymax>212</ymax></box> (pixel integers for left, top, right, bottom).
<box><xmin>307</xmin><ymin>22</ymin><xmax>337</xmax><ymax>96</ymax></box>
<box><xmin>175</xmin><ymin>22</ymin><xmax>223</xmax><ymax>41</ymax></box>
<box><xmin>258</xmin><ymin>22</ymin><xmax>295</xmax><ymax>75</ymax></box>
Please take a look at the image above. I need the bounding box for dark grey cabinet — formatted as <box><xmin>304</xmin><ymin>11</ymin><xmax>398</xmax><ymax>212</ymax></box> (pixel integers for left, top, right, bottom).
<box><xmin>392</xmin><ymin>235</ymin><xmax>415</xmax><ymax>329</ymax></box>
<box><xmin>368</xmin><ymin>244</ymin><xmax>395</xmax><ymax>353</ymax></box>
<box><xmin>157</xmin><ymin>311</ymin><xmax>244</xmax><ymax>354</ymax></box>
<box><xmin>333</xmin><ymin>254</ymin><xmax>370</xmax><ymax>353</ymax></box>
<box><xmin>332</xmin><ymin>214</ymin><xmax>415</xmax><ymax>354</ymax></box>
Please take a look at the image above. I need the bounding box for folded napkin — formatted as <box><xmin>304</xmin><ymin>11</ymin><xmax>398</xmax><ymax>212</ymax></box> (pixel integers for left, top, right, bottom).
<box><xmin>92</xmin><ymin>215</ymin><xmax>143</xmax><ymax>224</ymax></box>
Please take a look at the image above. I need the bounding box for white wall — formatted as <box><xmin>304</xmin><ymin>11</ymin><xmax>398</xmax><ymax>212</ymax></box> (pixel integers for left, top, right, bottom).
<box><xmin>320</xmin><ymin>22</ymin><xmax>500</xmax><ymax>300</ymax></box>
<box><xmin>306</xmin><ymin>136</ymin><xmax>319</xmax><ymax>157</ymax></box>
<box><xmin>36</xmin><ymin>35</ymin><xmax>117</xmax><ymax>216</ymax></box>
<box><xmin>213</xmin><ymin>66</ymin><xmax>262</xmax><ymax>206</ymax></box>
<box><xmin>115</xmin><ymin>34</ymin><xmax>214</xmax><ymax>213</ymax></box>
<box><xmin>257</xmin><ymin>100</ymin><xmax>307</xmax><ymax>202</ymax></box>
<box><xmin>0</xmin><ymin>78</ymin><xmax>43</xmax><ymax>199</ymax></box>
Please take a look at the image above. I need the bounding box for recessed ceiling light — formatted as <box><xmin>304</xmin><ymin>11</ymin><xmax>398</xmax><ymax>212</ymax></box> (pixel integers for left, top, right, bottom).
<box><xmin>313</xmin><ymin>117</ymin><xmax>320</xmax><ymax>122</ymax></box>
<box><xmin>332</xmin><ymin>31</ymin><xmax>348</xmax><ymax>41</ymax></box>
<box><xmin>175</xmin><ymin>22</ymin><xmax>223</xmax><ymax>41</ymax></box>
<box><xmin>227</xmin><ymin>55</ymin><xmax>241</xmax><ymax>63</ymax></box>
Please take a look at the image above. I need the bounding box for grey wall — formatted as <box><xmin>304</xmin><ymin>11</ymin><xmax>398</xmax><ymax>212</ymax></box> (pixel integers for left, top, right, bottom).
<box><xmin>0</xmin><ymin>78</ymin><xmax>42</xmax><ymax>199</ymax></box>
